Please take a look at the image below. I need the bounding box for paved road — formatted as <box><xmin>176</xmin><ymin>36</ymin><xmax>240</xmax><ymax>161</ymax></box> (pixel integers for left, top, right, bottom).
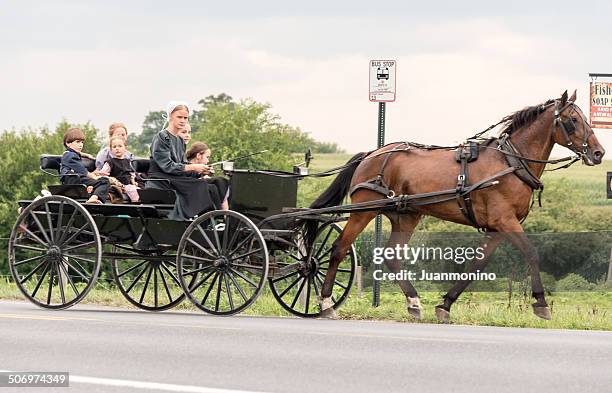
<box><xmin>0</xmin><ymin>300</ymin><xmax>610</xmax><ymax>393</ymax></box>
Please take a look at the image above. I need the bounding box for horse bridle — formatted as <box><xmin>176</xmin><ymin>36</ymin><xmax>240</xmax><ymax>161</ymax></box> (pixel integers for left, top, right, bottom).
<box><xmin>553</xmin><ymin>100</ymin><xmax>592</xmax><ymax>157</ymax></box>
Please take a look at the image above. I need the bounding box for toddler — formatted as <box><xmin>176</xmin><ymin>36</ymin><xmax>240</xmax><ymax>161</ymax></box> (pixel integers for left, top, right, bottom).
<box><xmin>99</xmin><ymin>136</ymin><xmax>140</xmax><ymax>203</ymax></box>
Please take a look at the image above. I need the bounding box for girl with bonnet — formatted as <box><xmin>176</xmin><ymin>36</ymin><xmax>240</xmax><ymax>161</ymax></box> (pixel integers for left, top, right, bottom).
<box><xmin>147</xmin><ymin>101</ymin><xmax>229</xmax><ymax>220</ymax></box>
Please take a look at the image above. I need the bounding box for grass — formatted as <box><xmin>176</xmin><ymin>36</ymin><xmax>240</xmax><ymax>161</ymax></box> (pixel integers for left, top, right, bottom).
<box><xmin>1</xmin><ymin>277</ymin><xmax>610</xmax><ymax>330</ymax></box>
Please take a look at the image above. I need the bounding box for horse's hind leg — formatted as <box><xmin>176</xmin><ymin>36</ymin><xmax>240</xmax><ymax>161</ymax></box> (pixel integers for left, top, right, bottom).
<box><xmin>436</xmin><ymin>230</ymin><xmax>504</xmax><ymax>323</ymax></box>
<box><xmin>383</xmin><ymin>213</ymin><xmax>423</xmax><ymax>319</ymax></box>
<box><xmin>319</xmin><ymin>210</ymin><xmax>378</xmax><ymax>319</ymax></box>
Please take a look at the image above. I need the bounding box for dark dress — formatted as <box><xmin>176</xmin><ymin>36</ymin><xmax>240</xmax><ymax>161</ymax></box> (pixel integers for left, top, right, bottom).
<box><xmin>105</xmin><ymin>157</ymin><xmax>134</xmax><ymax>186</ymax></box>
<box><xmin>148</xmin><ymin>130</ymin><xmax>228</xmax><ymax>220</ymax></box>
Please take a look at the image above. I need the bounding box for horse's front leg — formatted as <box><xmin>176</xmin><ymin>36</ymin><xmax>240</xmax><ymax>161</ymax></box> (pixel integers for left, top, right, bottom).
<box><xmin>498</xmin><ymin>224</ymin><xmax>551</xmax><ymax>320</ymax></box>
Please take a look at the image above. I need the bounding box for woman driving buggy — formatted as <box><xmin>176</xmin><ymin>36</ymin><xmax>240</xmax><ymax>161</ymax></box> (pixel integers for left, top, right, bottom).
<box><xmin>147</xmin><ymin>101</ymin><xmax>228</xmax><ymax>220</ymax></box>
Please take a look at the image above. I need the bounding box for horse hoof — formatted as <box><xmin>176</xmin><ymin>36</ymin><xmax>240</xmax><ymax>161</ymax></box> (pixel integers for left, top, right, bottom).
<box><xmin>435</xmin><ymin>306</ymin><xmax>450</xmax><ymax>323</ymax></box>
<box><xmin>407</xmin><ymin>307</ymin><xmax>422</xmax><ymax>320</ymax></box>
<box><xmin>319</xmin><ymin>307</ymin><xmax>337</xmax><ymax>319</ymax></box>
<box><xmin>406</xmin><ymin>297</ymin><xmax>422</xmax><ymax>320</ymax></box>
<box><xmin>533</xmin><ymin>305</ymin><xmax>552</xmax><ymax>320</ymax></box>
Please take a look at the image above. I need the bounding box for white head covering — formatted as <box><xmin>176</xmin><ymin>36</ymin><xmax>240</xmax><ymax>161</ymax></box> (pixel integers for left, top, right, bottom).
<box><xmin>165</xmin><ymin>100</ymin><xmax>190</xmax><ymax>120</ymax></box>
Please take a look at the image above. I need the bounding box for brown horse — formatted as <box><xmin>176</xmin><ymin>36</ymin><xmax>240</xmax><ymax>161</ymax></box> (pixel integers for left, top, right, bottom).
<box><xmin>312</xmin><ymin>90</ymin><xmax>605</xmax><ymax>322</ymax></box>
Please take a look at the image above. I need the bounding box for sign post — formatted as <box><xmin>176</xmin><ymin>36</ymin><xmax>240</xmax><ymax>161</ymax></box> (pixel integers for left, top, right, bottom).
<box><xmin>369</xmin><ymin>60</ymin><xmax>396</xmax><ymax>307</ymax></box>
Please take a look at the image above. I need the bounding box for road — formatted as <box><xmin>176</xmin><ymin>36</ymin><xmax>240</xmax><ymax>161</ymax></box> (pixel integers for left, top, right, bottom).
<box><xmin>0</xmin><ymin>300</ymin><xmax>610</xmax><ymax>393</ymax></box>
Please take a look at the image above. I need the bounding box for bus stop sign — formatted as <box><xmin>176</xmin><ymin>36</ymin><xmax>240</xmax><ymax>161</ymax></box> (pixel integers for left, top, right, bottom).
<box><xmin>369</xmin><ymin>60</ymin><xmax>396</xmax><ymax>102</ymax></box>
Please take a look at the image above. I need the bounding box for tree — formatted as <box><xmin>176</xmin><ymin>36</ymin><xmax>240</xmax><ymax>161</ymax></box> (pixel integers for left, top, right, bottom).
<box><xmin>128</xmin><ymin>110</ymin><xmax>166</xmax><ymax>156</ymax></box>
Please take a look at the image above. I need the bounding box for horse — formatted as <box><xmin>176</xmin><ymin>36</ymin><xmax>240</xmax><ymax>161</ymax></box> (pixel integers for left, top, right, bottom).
<box><xmin>311</xmin><ymin>90</ymin><xmax>606</xmax><ymax>322</ymax></box>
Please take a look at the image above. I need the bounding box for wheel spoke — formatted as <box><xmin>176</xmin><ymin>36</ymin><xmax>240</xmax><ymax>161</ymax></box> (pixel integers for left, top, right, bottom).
<box><xmin>227</xmin><ymin>271</ymin><xmax>248</xmax><ymax>302</ymax></box>
<box><xmin>317</xmin><ymin>271</ymin><xmax>348</xmax><ymax>290</ymax></box>
<box><xmin>62</xmin><ymin>259</ymin><xmax>90</xmax><ymax>282</ymax></box>
<box><xmin>181</xmin><ymin>264</ymin><xmax>214</xmax><ymax>277</ymax></box>
<box><xmin>317</xmin><ymin>247</ymin><xmax>333</xmax><ymax>260</ymax></box>
<box><xmin>117</xmin><ymin>260</ymin><xmax>148</xmax><ymax>278</ymax></box>
<box><xmin>19</xmin><ymin>259</ymin><xmax>48</xmax><ymax>284</ymax></box>
<box><xmin>160</xmin><ymin>262</ymin><xmax>181</xmax><ymax>287</ymax></box>
<box><xmin>46</xmin><ymin>263</ymin><xmax>55</xmax><ymax>305</ymax></box>
<box><xmin>189</xmin><ymin>268</ymin><xmax>217</xmax><ymax>293</ymax></box>
<box><xmin>320</xmin><ymin>267</ymin><xmax>352</xmax><ymax>274</ymax></box>
<box><xmin>63</xmin><ymin>254</ymin><xmax>96</xmax><ymax>264</ymax></box>
<box><xmin>271</xmin><ymin>269</ymin><xmax>299</xmax><ymax>284</ymax></box>
<box><xmin>315</xmin><ymin>228</ymin><xmax>334</xmax><ymax>259</ymax></box>
<box><xmin>209</xmin><ymin>217</ymin><xmax>223</xmax><ymax>252</ymax></box>
<box><xmin>304</xmin><ymin>276</ymin><xmax>311</xmax><ymax>313</ymax></box>
<box><xmin>158</xmin><ymin>264</ymin><xmax>174</xmax><ymax>303</ymax></box>
<box><xmin>44</xmin><ymin>203</ymin><xmax>55</xmax><ymax>244</ymax></box>
<box><xmin>231</xmin><ymin>262</ymin><xmax>264</xmax><ymax>270</ymax></box>
<box><xmin>153</xmin><ymin>265</ymin><xmax>159</xmax><ymax>308</ymax></box>
<box><xmin>290</xmin><ymin>277</ymin><xmax>307</xmax><ymax>309</ymax></box>
<box><xmin>13</xmin><ymin>254</ymin><xmax>46</xmax><ymax>267</ymax></box>
<box><xmin>57</xmin><ymin>208</ymin><xmax>77</xmax><ymax>244</ymax></box>
<box><xmin>59</xmin><ymin>261</ymin><xmax>80</xmax><ymax>297</ymax></box>
<box><xmin>54</xmin><ymin>201</ymin><xmax>65</xmax><ymax>241</ymax></box>
<box><xmin>63</xmin><ymin>241</ymin><xmax>97</xmax><ymax>252</ymax></box>
<box><xmin>187</xmin><ymin>237</ymin><xmax>217</xmax><ymax>260</ymax></box>
<box><xmin>279</xmin><ymin>275</ymin><xmax>302</xmax><ymax>298</ymax></box>
<box><xmin>222</xmin><ymin>216</ymin><xmax>230</xmax><ymax>252</ymax></box>
<box><xmin>180</xmin><ymin>252</ymin><xmax>215</xmax><ymax>263</ymax></box>
<box><xmin>31</xmin><ymin>262</ymin><xmax>51</xmax><ymax>298</ymax></box>
<box><xmin>229</xmin><ymin>247</ymin><xmax>263</xmax><ymax>262</ymax></box>
<box><xmin>61</xmin><ymin>223</ymin><xmax>91</xmax><ymax>247</ymax></box>
<box><xmin>229</xmin><ymin>267</ymin><xmax>258</xmax><ymax>288</ymax></box>
<box><xmin>227</xmin><ymin>232</ymin><xmax>255</xmax><ymax>258</ymax></box>
<box><xmin>57</xmin><ymin>262</ymin><xmax>66</xmax><ymax>304</ymax></box>
<box><xmin>214</xmin><ymin>273</ymin><xmax>223</xmax><ymax>311</ymax></box>
<box><xmin>125</xmin><ymin>262</ymin><xmax>150</xmax><ymax>294</ymax></box>
<box><xmin>196</xmin><ymin>224</ymin><xmax>219</xmax><ymax>256</ymax></box>
<box><xmin>224</xmin><ymin>273</ymin><xmax>234</xmax><ymax>310</ymax></box>
<box><xmin>139</xmin><ymin>264</ymin><xmax>154</xmax><ymax>304</ymax></box>
<box><xmin>225</xmin><ymin>220</ymin><xmax>243</xmax><ymax>254</ymax></box>
<box><xmin>13</xmin><ymin>243</ymin><xmax>47</xmax><ymax>252</ymax></box>
<box><xmin>312</xmin><ymin>275</ymin><xmax>321</xmax><ymax>297</ymax></box>
<box><xmin>20</xmin><ymin>226</ymin><xmax>48</xmax><ymax>248</ymax></box>
<box><xmin>29</xmin><ymin>211</ymin><xmax>51</xmax><ymax>245</ymax></box>
<box><xmin>201</xmin><ymin>272</ymin><xmax>219</xmax><ymax>305</ymax></box>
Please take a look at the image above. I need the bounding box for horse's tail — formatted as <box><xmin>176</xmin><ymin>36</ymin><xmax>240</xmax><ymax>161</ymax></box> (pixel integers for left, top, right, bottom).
<box><xmin>310</xmin><ymin>152</ymin><xmax>368</xmax><ymax>209</ymax></box>
<box><xmin>302</xmin><ymin>152</ymin><xmax>368</xmax><ymax>248</ymax></box>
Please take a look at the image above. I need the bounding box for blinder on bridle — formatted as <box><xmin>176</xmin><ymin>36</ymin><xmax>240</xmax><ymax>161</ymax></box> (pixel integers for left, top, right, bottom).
<box><xmin>553</xmin><ymin>100</ymin><xmax>590</xmax><ymax>156</ymax></box>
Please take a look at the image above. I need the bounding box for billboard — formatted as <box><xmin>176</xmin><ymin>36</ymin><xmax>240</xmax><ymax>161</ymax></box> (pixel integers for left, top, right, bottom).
<box><xmin>590</xmin><ymin>82</ymin><xmax>612</xmax><ymax>129</ymax></box>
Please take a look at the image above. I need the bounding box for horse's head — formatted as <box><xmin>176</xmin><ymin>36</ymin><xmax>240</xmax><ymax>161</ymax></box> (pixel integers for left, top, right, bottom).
<box><xmin>552</xmin><ymin>90</ymin><xmax>605</xmax><ymax>165</ymax></box>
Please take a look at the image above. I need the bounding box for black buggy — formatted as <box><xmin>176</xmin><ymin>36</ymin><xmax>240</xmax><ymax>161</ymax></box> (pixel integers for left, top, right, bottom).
<box><xmin>7</xmin><ymin>155</ymin><xmax>357</xmax><ymax>317</ymax></box>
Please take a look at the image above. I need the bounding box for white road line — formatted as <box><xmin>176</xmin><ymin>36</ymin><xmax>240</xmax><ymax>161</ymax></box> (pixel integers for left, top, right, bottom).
<box><xmin>0</xmin><ymin>371</ymin><xmax>270</xmax><ymax>393</ymax></box>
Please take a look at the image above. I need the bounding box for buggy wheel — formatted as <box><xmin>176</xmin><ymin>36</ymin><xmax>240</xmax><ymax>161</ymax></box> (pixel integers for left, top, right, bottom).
<box><xmin>111</xmin><ymin>246</ymin><xmax>187</xmax><ymax>311</ymax></box>
<box><xmin>177</xmin><ymin>210</ymin><xmax>269</xmax><ymax>315</ymax></box>
<box><xmin>269</xmin><ymin>222</ymin><xmax>356</xmax><ymax>317</ymax></box>
<box><xmin>8</xmin><ymin>195</ymin><xmax>101</xmax><ymax>309</ymax></box>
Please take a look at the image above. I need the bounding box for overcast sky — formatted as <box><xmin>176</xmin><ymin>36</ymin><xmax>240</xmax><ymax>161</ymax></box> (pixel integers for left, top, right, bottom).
<box><xmin>1</xmin><ymin>0</ymin><xmax>611</xmax><ymax>155</ymax></box>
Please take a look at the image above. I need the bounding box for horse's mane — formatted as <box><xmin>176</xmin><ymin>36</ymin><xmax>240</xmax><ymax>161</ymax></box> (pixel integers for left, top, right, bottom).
<box><xmin>500</xmin><ymin>99</ymin><xmax>556</xmax><ymax>135</ymax></box>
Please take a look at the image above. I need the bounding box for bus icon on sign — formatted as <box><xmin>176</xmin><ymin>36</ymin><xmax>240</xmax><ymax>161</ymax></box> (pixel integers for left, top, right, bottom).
<box><xmin>377</xmin><ymin>67</ymin><xmax>389</xmax><ymax>80</ymax></box>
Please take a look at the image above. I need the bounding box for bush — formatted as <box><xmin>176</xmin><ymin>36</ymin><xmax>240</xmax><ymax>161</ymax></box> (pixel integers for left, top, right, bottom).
<box><xmin>556</xmin><ymin>273</ymin><xmax>594</xmax><ymax>291</ymax></box>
